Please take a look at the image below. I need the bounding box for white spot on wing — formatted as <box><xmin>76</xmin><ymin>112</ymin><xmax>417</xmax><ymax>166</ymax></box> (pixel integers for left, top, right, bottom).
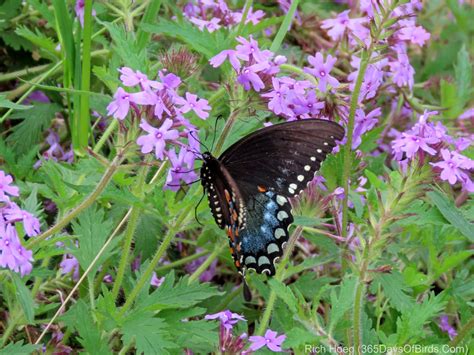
<box><xmin>274</xmin><ymin>228</ymin><xmax>286</xmax><ymax>239</ymax></box>
<box><xmin>258</xmin><ymin>256</ymin><xmax>271</xmax><ymax>266</ymax></box>
<box><xmin>289</xmin><ymin>183</ymin><xmax>297</xmax><ymax>190</ymax></box>
<box><xmin>297</xmin><ymin>175</ymin><xmax>304</xmax><ymax>182</ymax></box>
<box><xmin>310</xmin><ymin>156</ymin><xmax>316</xmax><ymax>161</ymax></box>
<box><xmin>277</xmin><ymin>211</ymin><xmax>289</xmax><ymax>221</ymax></box>
<box><xmin>276</xmin><ymin>195</ymin><xmax>287</xmax><ymax>205</ymax></box>
<box><xmin>267</xmin><ymin>243</ymin><xmax>279</xmax><ymax>254</ymax></box>
<box><xmin>317</xmin><ymin>149</ymin><xmax>322</xmax><ymax>153</ymax></box>
<box><xmin>245</xmin><ymin>256</ymin><xmax>256</xmax><ymax>265</ymax></box>
<box><xmin>304</xmin><ymin>165</ymin><xmax>311</xmax><ymax>171</ymax></box>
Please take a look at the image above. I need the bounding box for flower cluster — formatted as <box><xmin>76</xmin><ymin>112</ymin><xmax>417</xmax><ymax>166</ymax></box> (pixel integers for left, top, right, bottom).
<box><xmin>205</xmin><ymin>310</ymin><xmax>248</xmax><ymax>353</ymax></box>
<box><xmin>183</xmin><ymin>1</ymin><xmax>265</xmax><ymax>33</ymax></box>
<box><xmin>392</xmin><ymin>111</ymin><xmax>473</xmax><ymax>191</ymax></box>
<box><xmin>0</xmin><ymin>171</ymin><xmax>40</xmax><ymax>276</ymax></box>
<box><xmin>107</xmin><ymin>67</ymin><xmax>211</xmax><ymax>190</ymax></box>
<box><xmin>439</xmin><ymin>315</ymin><xmax>457</xmax><ymax>340</ymax></box>
<box><xmin>35</xmin><ymin>129</ymin><xmax>74</xmax><ymax>169</ymax></box>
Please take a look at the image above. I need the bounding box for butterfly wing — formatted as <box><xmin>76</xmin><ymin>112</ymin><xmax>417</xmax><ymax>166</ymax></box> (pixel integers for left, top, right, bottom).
<box><xmin>217</xmin><ymin>119</ymin><xmax>344</xmax><ymax>275</ymax></box>
<box><xmin>220</xmin><ymin>119</ymin><xmax>345</xmax><ymax>198</ymax></box>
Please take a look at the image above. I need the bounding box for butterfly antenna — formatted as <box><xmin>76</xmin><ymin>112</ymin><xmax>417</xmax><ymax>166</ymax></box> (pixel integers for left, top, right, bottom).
<box><xmin>210</xmin><ymin>114</ymin><xmax>224</xmax><ymax>153</ymax></box>
<box><xmin>166</xmin><ymin>178</ymin><xmax>201</xmax><ymax>188</ymax></box>
<box><xmin>194</xmin><ymin>191</ymin><xmax>206</xmax><ymax>226</ymax></box>
<box><xmin>189</xmin><ymin>130</ymin><xmax>211</xmax><ymax>152</ymax></box>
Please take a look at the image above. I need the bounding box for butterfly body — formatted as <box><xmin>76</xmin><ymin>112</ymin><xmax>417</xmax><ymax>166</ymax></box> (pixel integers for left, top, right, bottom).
<box><xmin>200</xmin><ymin>119</ymin><xmax>344</xmax><ymax>276</ymax></box>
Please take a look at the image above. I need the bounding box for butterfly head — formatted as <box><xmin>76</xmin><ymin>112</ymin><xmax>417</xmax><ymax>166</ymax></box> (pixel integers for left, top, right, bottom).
<box><xmin>202</xmin><ymin>151</ymin><xmax>213</xmax><ymax>161</ymax></box>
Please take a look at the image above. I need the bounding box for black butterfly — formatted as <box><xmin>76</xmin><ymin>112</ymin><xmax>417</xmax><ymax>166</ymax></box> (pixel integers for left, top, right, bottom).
<box><xmin>200</xmin><ymin>119</ymin><xmax>344</xmax><ymax>278</ymax></box>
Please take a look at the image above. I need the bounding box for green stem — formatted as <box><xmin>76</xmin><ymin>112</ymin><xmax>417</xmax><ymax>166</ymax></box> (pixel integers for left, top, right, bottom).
<box><xmin>353</xmin><ymin>279</ymin><xmax>365</xmax><ymax>355</ymax></box>
<box><xmin>1</xmin><ymin>313</ymin><xmax>20</xmax><ymax>346</ymax></box>
<box><xmin>280</xmin><ymin>63</ymin><xmax>318</xmax><ymax>86</ymax></box>
<box><xmin>341</xmin><ymin>50</ymin><xmax>370</xmax><ymax>239</ymax></box>
<box><xmin>94</xmin><ymin>119</ymin><xmax>118</xmax><ymax>153</ymax></box>
<box><xmin>188</xmin><ymin>244</ymin><xmax>225</xmax><ymax>284</ymax></box>
<box><xmin>76</xmin><ymin>0</ymin><xmax>94</xmax><ymax>152</ymax></box>
<box><xmin>111</xmin><ymin>162</ymin><xmax>150</xmax><ymax>300</ymax></box>
<box><xmin>154</xmin><ymin>250</ymin><xmax>208</xmax><ymax>274</ymax></box>
<box><xmin>27</xmin><ymin>149</ymin><xmax>126</xmax><ymax>249</ymax></box>
<box><xmin>269</xmin><ymin>0</ymin><xmax>300</xmax><ymax>53</ymax></box>
<box><xmin>88</xmin><ymin>277</ymin><xmax>95</xmax><ymax>309</ymax></box>
<box><xmin>0</xmin><ymin>63</ymin><xmax>50</xmax><ymax>83</ymax></box>
<box><xmin>256</xmin><ymin>226</ymin><xmax>302</xmax><ymax>335</ymax></box>
<box><xmin>449</xmin><ymin>316</ymin><xmax>474</xmax><ymax>347</ymax></box>
<box><xmin>235</xmin><ymin>0</ymin><xmax>252</xmax><ymax>36</ymax></box>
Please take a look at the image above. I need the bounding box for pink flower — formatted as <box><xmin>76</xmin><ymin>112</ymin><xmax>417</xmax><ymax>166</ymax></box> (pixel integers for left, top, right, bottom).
<box><xmin>136</xmin><ymin>119</ymin><xmax>179</xmax><ymax>160</ymax></box>
<box><xmin>431</xmin><ymin>149</ymin><xmax>474</xmax><ymax>191</ymax></box>
<box><xmin>74</xmin><ymin>0</ymin><xmax>96</xmax><ymax>28</ymax></box>
<box><xmin>248</xmin><ymin>329</ymin><xmax>286</xmax><ymax>352</ymax></box>
<box><xmin>210</xmin><ymin>50</ymin><xmax>243</xmax><ymax>71</ymax></box>
<box><xmin>0</xmin><ymin>224</ymin><xmax>34</xmax><ymax>277</ymax></box>
<box><xmin>0</xmin><ymin>171</ymin><xmax>19</xmax><ymax>203</ymax></box>
<box><xmin>304</xmin><ymin>52</ymin><xmax>340</xmax><ymax>92</ymax></box>
<box><xmin>4</xmin><ymin>203</ymin><xmax>41</xmax><ymax>237</ymax></box>
<box><xmin>237</xmin><ymin>63</ymin><xmax>268</xmax><ymax>92</ymax></box>
<box><xmin>174</xmin><ymin>92</ymin><xmax>211</xmax><ymax>119</ymax></box>
<box><xmin>205</xmin><ymin>310</ymin><xmax>246</xmax><ymax>331</ymax></box>
<box><xmin>118</xmin><ymin>67</ymin><xmax>163</xmax><ymax>90</ymax></box>
<box><xmin>398</xmin><ymin>25</ymin><xmax>430</xmax><ymax>46</ymax></box>
<box><xmin>150</xmin><ymin>272</ymin><xmax>165</xmax><ymax>287</ymax></box>
<box><xmin>60</xmin><ymin>254</ymin><xmax>79</xmax><ymax>281</ymax></box>
<box><xmin>320</xmin><ymin>10</ymin><xmax>367</xmax><ymax>42</ymax></box>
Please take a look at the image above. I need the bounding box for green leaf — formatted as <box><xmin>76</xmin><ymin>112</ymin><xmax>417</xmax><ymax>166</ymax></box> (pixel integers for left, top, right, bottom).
<box><xmin>141</xmin><ymin>19</ymin><xmax>230</xmax><ymax>59</ymax></box>
<box><xmin>121</xmin><ymin>311</ymin><xmax>177</xmax><ymax>355</ymax></box>
<box><xmin>11</xmin><ymin>273</ymin><xmax>35</xmax><ymax>323</ymax></box>
<box><xmin>138</xmin><ymin>272</ymin><xmax>222</xmax><ymax>311</ymax></box>
<box><xmin>396</xmin><ymin>292</ymin><xmax>446</xmax><ymax>344</ymax></box>
<box><xmin>329</xmin><ymin>276</ymin><xmax>356</xmax><ymax>332</ymax></box>
<box><xmin>15</xmin><ymin>26</ymin><xmax>58</xmax><ymax>58</ymax></box>
<box><xmin>0</xmin><ymin>340</ymin><xmax>40</xmax><ymax>354</ymax></box>
<box><xmin>268</xmin><ymin>279</ymin><xmax>298</xmax><ymax>314</ymax></box>
<box><xmin>0</xmin><ymin>94</ymin><xmax>32</xmax><ymax>110</ymax></box>
<box><xmin>376</xmin><ymin>272</ymin><xmax>414</xmax><ymax>312</ymax></box>
<box><xmin>427</xmin><ymin>190</ymin><xmax>474</xmax><ymax>241</ymax></box>
<box><xmin>454</xmin><ymin>45</ymin><xmax>472</xmax><ymax>112</ymax></box>
<box><xmin>70</xmin><ymin>206</ymin><xmax>115</xmax><ymax>278</ymax></box>
<box><xmin>6</xmin><ymin>102</ymin><xmax>61</xmax><ymax>154</ymax></box>
<box><xmin>61</xmin><ymin>300</ymin><xmax>111</xmax><ymax>354</ymax></box>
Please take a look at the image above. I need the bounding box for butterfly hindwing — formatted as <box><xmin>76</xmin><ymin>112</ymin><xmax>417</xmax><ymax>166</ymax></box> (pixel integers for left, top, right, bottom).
<box><xmin>239</xmin><ymin>189</ymin><xmax>292</xmax><ymax>275</ymax></box>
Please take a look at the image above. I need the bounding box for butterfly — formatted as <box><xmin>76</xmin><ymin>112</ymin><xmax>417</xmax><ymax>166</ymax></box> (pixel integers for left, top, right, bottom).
<box><xmin>200</xmin><ymin>119</ymin><xmax>344</xmax><ymax>279</ymax></box>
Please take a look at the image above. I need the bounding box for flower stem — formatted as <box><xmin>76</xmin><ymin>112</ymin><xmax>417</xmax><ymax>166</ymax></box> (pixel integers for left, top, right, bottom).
<box><xmin>256</xmin><ymin>226</ymin><xmax>302</xmax><ymax>335</ymax></box>
<box><xmin>111</xmin><ymin>162</ymin><xmax>149</xmax><ymax>300</ymax></box>
<box><xmin>27</xmin><ymin>148</ymin><xmax>127</xmax><ymax>249</ymax></box>
<box><xmin>188</xmin><ymin>243</ymin><xmax>225</xmax><ymax>284</ymax></box>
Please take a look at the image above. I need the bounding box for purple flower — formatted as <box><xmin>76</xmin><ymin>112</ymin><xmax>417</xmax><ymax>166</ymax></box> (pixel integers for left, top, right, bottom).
<box><xmin>210</xmin><ymin>50</ymin><xmax>243</xmax><ymax>71</ymax></box>
<box><xmin>136</xmin><ymin>119</ymin><xmax>179</xmax><ymax>160</ymax></box>
<box><xmin>0</xmin><ymin>224</ymin><xmax>34</xmax><ymax>277</ymax></box>
<box><xmin>106</xmin><ymin>88</ymin><xmax>133</xmax><ymax>120</ymax></box>
<box><xmin>235</xmin><ymin>36</ymin><xmax>269</xmax><ymax>63</ymax></box>
<box><xmin>60</xmin><ymin>254</ymin><xmax>79</xmax><ymax>281</ymax></box>
<box><xmin>304</xmin><ymin>52</ymin><xmax>340</xmax><ymax>92</ymax></box>
<box><xmin>398</xmin><ymin>25</ymin><xmax>430</xmax><ymax>46</ymax></box>
<box><xmin>392</xmin><ymin>132</ymin><xmax>439</xmax><ymax>159</ymax></box>
<box><xmin>248</xmin><ymin>329</ymin><xmax>286</xmax><ymax>352</ymax></box>
<box><xmin>431</xmin><ymin>149</ymin><xmax>474</xmax><ymax>191</ymax></box>
<box><xmin>262</xmin><ymin>78</ymin><xmax>290</xmax><ymax>115</ymax></box>
<box><xmin>151</xmin><ymin>272</ymin><xmax>165</xmax><ymax>287</ymax></box>
<box><xmin>459</xmin><ymin>108</ymin><xmax>474</xmax><ymax>120</ymax></box>
<box><xmin>165</xmin><ymin>148</ymin><xmax>198</xmax><ymax>191</ymax></box>
<box><xmin>4</xmin><ymin>203</ymin><xmax>41</xmax><ymax>237</ymax></box>
<box><xmin>291</xmin><ymin>90</ymin><xmax>325</xmax><ymax>117</ymax></box>
<box><xmin>174</xmin><ymin>92</ymin><xmax>211</xmax><ymax>119</ymax></box>
<box><xmin>189</xmin><ymin>17</ymin><xmax>222</xmax><ymax>32</ymax></box>
<box><xmin>352</xmin><ymin>108</ymin><xmax>381</xmax><ymax>149</ymax></box>
<box><xmin>74</xmin><ymin>0</ymin><xmax>96</xmax><ymax>28</ymax></box>
<box><xmin>237</xmin><ymin>63</ymin><xmax>268</xmax><ymax>92</ymax></box>
<box><xmin>439</xmin><ymin>315</ymin><xmax>458</xmax><ymax>340</ymax></box>
<box><xmin>0</xmin><ymin>171</ymin><xmax>19</xmax><ymax>203</ymax></box>
<box><xmin>205</xmin><ymin>310</ymin><xmax>246</xmax><ymax>331</ymax></box>
<box><xmin>389</xmin><ymin>45</ymin><xmax>415</xmax><ymax>89</ymax></box>
<box><xmin>119</xmin><ymin>67</ymin><xmax>162</xmax><ymax>90</ymax></box>
<box><xmin>320</xmin><ymin>10</ymin><xmax>367</xmax><ymax>42</ymax></box>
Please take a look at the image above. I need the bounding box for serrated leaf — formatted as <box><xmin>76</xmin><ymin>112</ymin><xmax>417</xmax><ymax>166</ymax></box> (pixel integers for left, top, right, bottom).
<box><xmin>427</xmin><ymin>190</ymin><xmax>474</xmax><ymax>241</ymax></box>
<box><xmin>268</xmin><ymin>279</ymin><xmax>298</xmax><ymax>314</ymax></box>
<box><xmin>61</xmin><ymin>300</ymin><xmax>111</xmax><ymax>354</ymax></box>
<box><xmin>6</xmin><ymin>102</ymin><xmax>61</xmax><ymax>154</ymax></box>
<box><xmin>396</xmin><ymin>292</ymin><xmax>446</xmax><ymax>344</ymax></box>
<box><xmin>11</xmin><ymin>272</ymin><xmax>35</xmax><ymax>323</ymax></box>
<box><xmin>138</xmin><ymin>272</ymin><xmax>222</xmax><ymax>311</ymax></box>
<box><xmin>329</xmin><ymin>276</ymin><xmax>356</xmax><ymax>333</ymax></box>
<box><xmin>0</xmin><ymin>340</ymin><xmax>40</xmax><ymax>354</ymax></box>
<box><xmin>121</xmin><ymin>311</ymin><xmax>177</xmax><ymax>355</ymax></box>
<box><xmin>141</xmin><ymin>19</ymin><xmax>230</xmax><ymax>59</ymax></box>
<box><xmin>376</xmin><ymin>272</ymin><xmax>414</xmax><ymax>312</ymax></box>
<box><xmin>0</xmin><ymin>94</ymin><xmax>32</xmax><ymax>110</ymax></box>
<box><xmin>15</xmin><ymin>26</ymin><xmax>58</xmax><ymax>56</ymax></box>
<box><xmin>454</xmin><ymin>45</ymin><xmax>472</xmax><ymax>111</ymax></box>
<box><xmin>70</xmin><ymin>206</ymin><xmax>115</xmax><ymax>278</ymax></box>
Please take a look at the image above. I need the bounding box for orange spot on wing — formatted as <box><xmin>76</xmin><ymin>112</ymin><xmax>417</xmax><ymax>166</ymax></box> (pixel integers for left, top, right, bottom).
<box><xmin>224</xmin><ymin>189</ymin><xmax>231</xmax><ymax>202</ymax></box>
<box><xmin>258</xmin><ymin>185</ymin><xmax>267</xmax><ymax>192</ymax></box>
<box><xmin>234</xmin><ymin>260</ymin><xmax>241</xmax><ymax>268</ymax></box>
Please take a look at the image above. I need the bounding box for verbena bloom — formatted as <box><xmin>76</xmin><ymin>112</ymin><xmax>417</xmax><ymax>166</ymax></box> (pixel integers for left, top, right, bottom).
<box><xmin>0</xmin><ymin>224</ymin><xmax>34</xmax><ymax>277</ymax></box>
<box><xmin>439</xmin><ymin>316</ymin><xmax>457</xmax><ymax>340</ymax></box>
<box><xmin>165</xmin><ymin>147</ymin><xmax>198</xmax><ymax>191</ymax></box>
<box><xmin>60</xmin><ymin>254</ymin><xmax>79</xmax><ymax>281</ymax></box>
<box><xmin>0</xmin><ymin>171</ymin><xmax>19</xmax><ymax>202</ymax></box>
<box><xmin>151</xmin><ymin>272</ymin><xmax>165</xmax><ymax>287</ymax></box>
<box><xmin>209</xmin><ymin>50</ymin><xmax>243</xmax><ymax>70</ymax></box>
<box><xmin>106</xmin><ymin>87</ymin><xmax>133</xmax><ymax>120</ymax></box>
<box><xmin>320</xmin><ymin>10</ymin><xmax>367</xmax><ymax>42</ymax></box>
<box><xmin>74</xmin><ymin>0</ymin><xmax>96</xmax><ymax>28</ymax></box>
<box><xmin>389</xmin><ymin>45</ymin><xmax>415</xmax><ymax>89</ymax></box>
<box><xmin>431</xmin><ymin>149</ymin><xmax>474</xmax><ymax>191</ymax></box>
<box><xmin>398</xmin><ymin>25</ymin><xmax>430</xmax><ymax>46</ymax></box>
<box><xmin>136</xmin><ymin>119</ymin><xmax>179</xmax><ymax>160</ymax></box>
<box><xmin>119</xmin><ymin>67</ymin><xmax>162</xmax><ymax>90</ymax></box>
<box><xmin>352</xmin><ymin>108</ymin><xmax>381</xmax><ymax>149</ymax></box>
<box><xmin>248</xmin><ymin>329</ymin><xmax>286</xmax><ymax>352</ymax></box>
<box><xmin>4</xmin><ymin>203</ymin><xmax>41</xmax><ymax>237</ymax></box>
<box><xmin>304</xmin><ymin>52</ymin><xmax>340</xmax><ymax>92</ymax></box>
<box><xmin>174</xmin><ymin>92</ymin><xmax>211</xmax><ymax>119</ymax></box>
<box><xmin>205</xmin><ymin>310</ymin><xmax>246</xmax><ymax>331</ymax></box>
